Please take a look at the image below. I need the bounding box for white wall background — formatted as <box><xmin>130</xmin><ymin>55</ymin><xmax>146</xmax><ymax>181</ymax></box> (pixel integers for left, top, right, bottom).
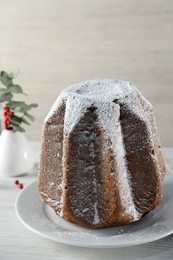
<box><xmin>0</xmin><ymin>0</ymin><xmax>173</xmax><ymax>146</ymax></box>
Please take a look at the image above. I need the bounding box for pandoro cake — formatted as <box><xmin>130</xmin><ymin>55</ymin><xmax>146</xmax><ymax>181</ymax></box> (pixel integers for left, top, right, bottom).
<box><xmin>38</xmin><ymin>79</ymin><xmax>166</xmax><ymax>228</ymax></box>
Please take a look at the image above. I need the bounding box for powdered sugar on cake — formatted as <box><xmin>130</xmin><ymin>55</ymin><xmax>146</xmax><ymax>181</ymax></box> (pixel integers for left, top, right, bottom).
<box><xmin>41</xmin><ymin>191</ymin><xmax>63</xmax><ymax>217</ymax></box>
<box><xmin>38</xmin><ymin>79</ymin><xmax>165</xmax><ymax>228</ymax></box>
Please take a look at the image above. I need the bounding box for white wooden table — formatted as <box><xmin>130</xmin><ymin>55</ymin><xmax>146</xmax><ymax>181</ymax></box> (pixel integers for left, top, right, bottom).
<box><xmin>0</xmin><ymin>142</ymin><xmax>173</xmax><ymax>260</ymax></box>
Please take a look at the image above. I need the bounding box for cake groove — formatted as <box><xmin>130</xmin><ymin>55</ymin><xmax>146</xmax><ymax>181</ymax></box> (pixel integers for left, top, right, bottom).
<box><xmin>119</xmin><ymin>103</ymin><xmax>161</xmax><ymax>215</ymax></box>
<box><xmin>38</xmin><ymin>100</ymin><xmax>66</xmax><ymax>216</ymax></box>
<box><xmin>62</xmin><ymin>101</ymin><xmax>105</xmax><ymax>226</ymax></box>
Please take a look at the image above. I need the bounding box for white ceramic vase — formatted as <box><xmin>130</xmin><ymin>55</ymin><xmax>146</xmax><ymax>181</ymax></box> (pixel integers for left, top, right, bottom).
<box><xmin>0</xmin><ymin>130</ymin><xmax>34</xmax><ymax>177</ymax></box>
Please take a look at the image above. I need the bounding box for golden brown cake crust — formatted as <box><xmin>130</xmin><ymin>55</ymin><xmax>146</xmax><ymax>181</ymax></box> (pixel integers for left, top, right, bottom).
<box><xmin>38</xmin><ymin>79</ymin><xmax>166</xmax><ymax>228</ymax></box>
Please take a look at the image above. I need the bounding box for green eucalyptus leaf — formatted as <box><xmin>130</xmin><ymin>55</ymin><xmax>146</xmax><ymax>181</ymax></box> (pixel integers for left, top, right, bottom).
<box><xmin>8</xmin><ymin>85</ymin><xmax>23</xmax><ymax>94</ymax></box>
<box><xmin>29</xmin><ymin>103</ymin><xmax>38</xmax><ymax>108</ymax></box>
<box><xmin>9</xmin><ymin>68</ymin><xmax>20</xmax><ymax>79</ymax></box>
<box><xmin>15</xmin><ymin>104</ymin><xmax>31</xmax><ymax>113</ymax></box>
<box><xmin>13</xmin><ymin>125</ymin><xmax>25</xmax><ymax>132</ymax></box>
<box><xmin>9</xmin><ymin>117</ymin><xmax>20</xmax><ymax>126</ymax></box>
<box><xmin>0</xmin><ymin>71</ymin><xmax>13</xmax><ymax>87</ymax></box>
<box><xmin>0</xmin><ymin>85</ymin><xmax>24</xmax><ymax>95</ymax></box>
<box><xmin>0</xmin><ymin>71</ymin><xmax>8</xmax><ymax>77</ymax></box>
<box><xmin>6</xmin><ymin>101</ymin><xmax>25</xmax><ymax>110</ymax></box>
<box><xmin>23</xmin><ymin>105</ymin><xmax>32</xmax><ymax>112</ymax></box>
<box><xmin>0</xmin><ymin>88</ymin><xmax>9</xmax><ymax>95</ymax></box>
<box><xmin>14</xmin><ymin>106</ymin><xmax>24</xmax><ymax>112</ymax></box>
<box><xmin>24</xmin><ymin>112</ymin><xmax>35</xmax><ymax>122</ymax></box>
<box><xmin>14</xmin><ymin>115</ymin><xmax>23</xmax><ymax>122</ymax></box>
<box><xmin>21</xmin><ymin>117</ymin><xmax>30</xmax><ymax>125</ymax></box>
<box><xmin>0</xmin><ymin>93</ymin><xmax>13</xmax><ymax>103</ymax></box>
<box><xmin>9</xmin><ymin>115</ymin><xmax>22</xmax><ymax>125</ymax></box>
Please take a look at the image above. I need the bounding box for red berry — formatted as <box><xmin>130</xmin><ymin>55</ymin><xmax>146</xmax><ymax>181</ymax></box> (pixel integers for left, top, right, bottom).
<box><xmin>9</xmin><ymin>112</ymin><xmax>14</xmax><ymax>116</ymax></box>
<box><xmin>18</xmin><ymin>184</ymin><xmax>23</xmax><ymax>189</ymax></box>
<box><xmin>15</xmin><ymin>180</ymin><xmax>19</xmax><ymax>185</ymax></box>
<box><xmin>4</xmin><ymin>107</ymin><xmax>10</xmax><ymax>112</ymax></box>
<box><xmin>4</xmin><ymin>111</ymin><xmax>8</xmax><ymax>116</ymax></box>
<box><xmin>6</xmin><ymin>119</ymin><xmax>11</xmax><ymax>125</ymax></box>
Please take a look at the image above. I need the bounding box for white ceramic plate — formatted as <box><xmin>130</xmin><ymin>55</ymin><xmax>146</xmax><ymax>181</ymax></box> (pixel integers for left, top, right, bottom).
<box><xmin>15</xmin><ymin>175</ymin><xmax>173</xmax><ymax>248</ymax></box>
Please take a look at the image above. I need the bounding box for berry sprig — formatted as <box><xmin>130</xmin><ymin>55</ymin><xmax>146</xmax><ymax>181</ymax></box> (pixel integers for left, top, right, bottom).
<box><xmin>0</xmin><ymin>69</ymin><xmax>38</xmax><ymax>132</ymax></box>
<box><xmin>14</xmin><ymin>179</ymin><xmax>24</xmax><ymax>189</ymax></box>
<box><xmin>4</xmin><ymin>106</ymin><xmax>14</xmax><ymax>130</ymax></box>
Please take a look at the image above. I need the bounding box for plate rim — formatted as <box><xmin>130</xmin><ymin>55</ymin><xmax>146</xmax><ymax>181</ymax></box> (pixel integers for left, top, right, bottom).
<box><xmin>15</xmin><ymin>176</ymin><xmax>173</xmax><ymax>248</ymax></box>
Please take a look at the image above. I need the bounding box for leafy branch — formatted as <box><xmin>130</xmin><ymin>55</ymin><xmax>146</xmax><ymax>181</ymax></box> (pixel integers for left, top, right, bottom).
<box><xmin>0</xmin><ymin>69</ymin><xmax>38</xmax><ymax>132</ymax></box>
